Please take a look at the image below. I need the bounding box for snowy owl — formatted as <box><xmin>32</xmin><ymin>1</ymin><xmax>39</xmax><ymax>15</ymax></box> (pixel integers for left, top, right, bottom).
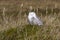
<box><xmin>28</xmin><ymin>12</ymin><xmax>43</xmax><ymax>26</ymax></box>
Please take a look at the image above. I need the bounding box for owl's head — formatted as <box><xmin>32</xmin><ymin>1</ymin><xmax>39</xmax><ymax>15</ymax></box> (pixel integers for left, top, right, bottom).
<box><xmin>28</xmin><ymin>12</ymin><xmax>36</xmax><ymax>17</ymax></box>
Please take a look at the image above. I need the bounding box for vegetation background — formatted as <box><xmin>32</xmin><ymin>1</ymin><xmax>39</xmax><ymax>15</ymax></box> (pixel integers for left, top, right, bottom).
<box><xmin>0</xmin><ymin>0</ymin><xmax>60</xmax><ymax>40</ymax></box>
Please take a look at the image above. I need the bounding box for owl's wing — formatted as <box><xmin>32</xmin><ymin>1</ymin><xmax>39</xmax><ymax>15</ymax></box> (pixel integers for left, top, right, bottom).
<box><xmin>34</xmin><ymin>16</ymin><xmax>43</xmax><ymax>26</ymax></box>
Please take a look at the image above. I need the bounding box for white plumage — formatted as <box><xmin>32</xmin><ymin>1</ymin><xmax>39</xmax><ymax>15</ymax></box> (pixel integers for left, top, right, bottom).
<box><xmin>28</xmin><ymin>12</ymin><xmax>43</xmax><ymax>26</ymax></box>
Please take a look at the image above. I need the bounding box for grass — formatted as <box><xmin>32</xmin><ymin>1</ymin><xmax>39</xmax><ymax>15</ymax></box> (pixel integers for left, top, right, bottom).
<box><xmin>0</xmin><ymin>24</ymin><xmax>60</xmax><ymax>40</ymax></box>
<box><xmin>0</xmin><ymin>0</ymin><xmax>60</xmax><ymax>40</ymax></box>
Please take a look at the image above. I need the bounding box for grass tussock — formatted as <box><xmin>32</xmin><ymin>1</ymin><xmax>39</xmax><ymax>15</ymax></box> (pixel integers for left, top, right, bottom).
<box><xmin>0</xmin><ymin>24</ymin><xmax>60</xmax><ymax>40</ymax></box>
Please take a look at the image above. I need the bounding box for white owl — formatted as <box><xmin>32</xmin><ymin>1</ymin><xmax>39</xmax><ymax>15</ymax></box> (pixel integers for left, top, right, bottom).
<box><xmin>28</xmin><ymin>12</ymin><xmax>43</xmax><ymax>26</ymax></box>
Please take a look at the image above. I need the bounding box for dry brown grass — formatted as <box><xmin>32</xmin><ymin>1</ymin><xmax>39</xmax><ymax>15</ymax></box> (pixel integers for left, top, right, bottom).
<box><xmin>0</xmin><ymin>0</ymin><xmax>60</xmax><ymax>40</ymax></box>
